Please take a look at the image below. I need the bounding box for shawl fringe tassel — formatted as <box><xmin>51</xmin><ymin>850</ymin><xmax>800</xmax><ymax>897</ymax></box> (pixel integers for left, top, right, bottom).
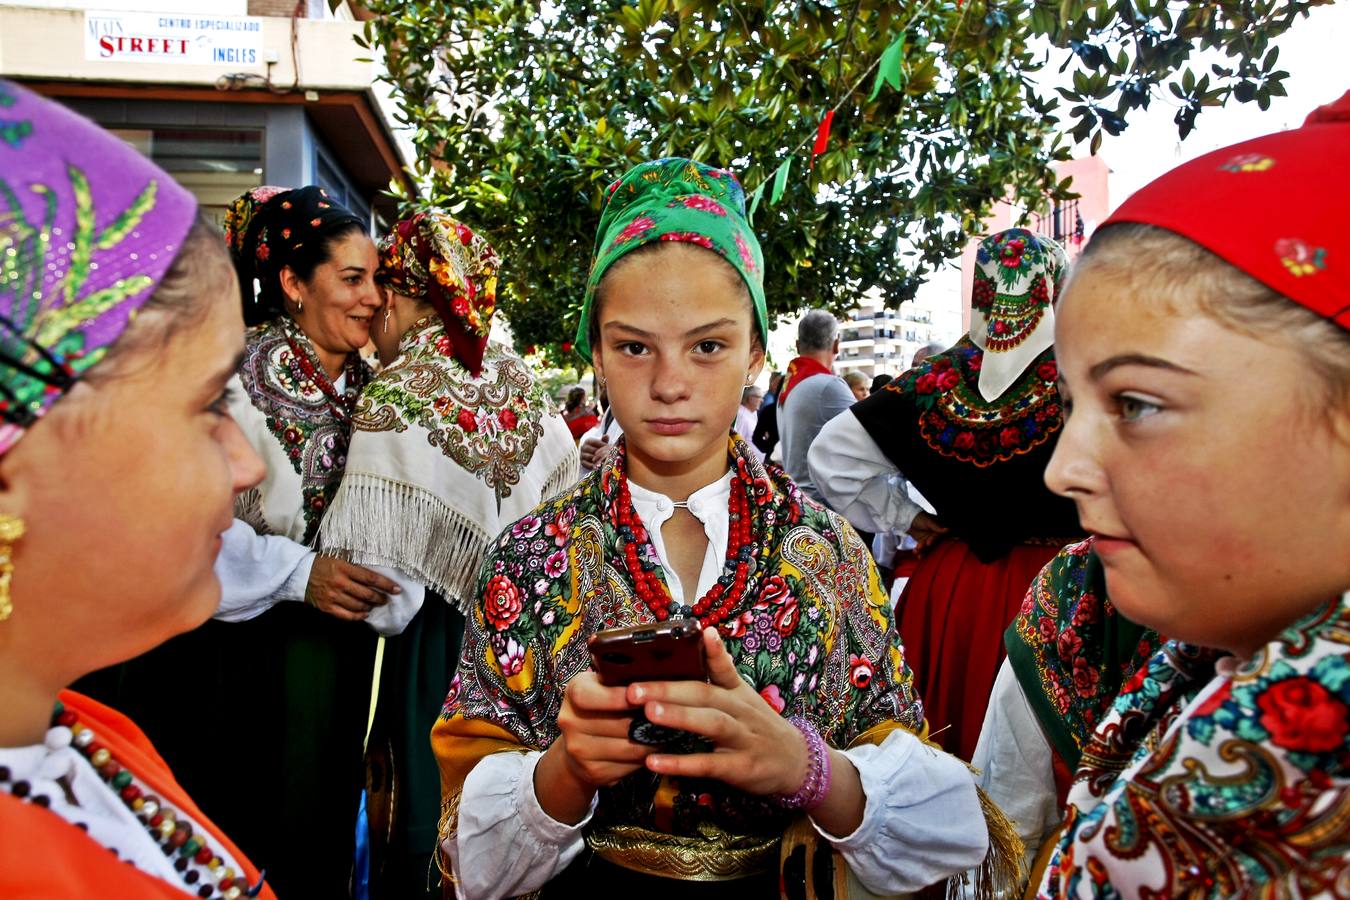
<box><xmin>319</xmin><ymin>473</ymin><xmax>492</xmax><ymax>613</ymax></box>
<box><xmin>947</xmin><ymin>784</ymin><xmax>1026</xmax><ymax>900</ymax></box>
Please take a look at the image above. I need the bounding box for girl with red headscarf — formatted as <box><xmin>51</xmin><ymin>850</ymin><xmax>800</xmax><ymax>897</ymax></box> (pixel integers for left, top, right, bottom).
<box><xmin>1032</xmin><ymin>91</ymin><xmax>1350</xmax><ymax>897</ymax></box>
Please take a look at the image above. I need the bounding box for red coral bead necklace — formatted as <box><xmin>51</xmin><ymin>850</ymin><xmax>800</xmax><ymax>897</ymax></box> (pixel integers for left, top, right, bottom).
<box><xmin>612</xmin><ymin>446</ymin><xmax>759</xmax><ymax>630</ymax></box>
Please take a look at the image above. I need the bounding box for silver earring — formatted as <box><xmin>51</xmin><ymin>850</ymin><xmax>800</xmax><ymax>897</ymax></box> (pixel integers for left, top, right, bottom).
<box><xmin>383</xmin><ymin>306</ymin><xmax>392</xmax><ymax>333</ymax></box>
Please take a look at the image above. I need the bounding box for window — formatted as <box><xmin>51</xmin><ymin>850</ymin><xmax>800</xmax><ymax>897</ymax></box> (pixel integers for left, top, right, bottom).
<box><xmin>112</xmin><ymin>127</ymin><xmax>263</xmax><ymax>226</ymax></box>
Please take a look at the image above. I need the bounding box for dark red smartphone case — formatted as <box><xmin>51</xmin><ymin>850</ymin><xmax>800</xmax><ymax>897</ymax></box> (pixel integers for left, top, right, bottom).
<box><xmin>587</xmin><ymin>618</ymin><xmax>707</xmax><ymax>686</ymax></box>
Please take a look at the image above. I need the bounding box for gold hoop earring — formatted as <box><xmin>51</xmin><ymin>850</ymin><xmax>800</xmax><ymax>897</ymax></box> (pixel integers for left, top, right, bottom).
<box><xmin>0</xmin><ymin>514</ymin><xmax>26</xmax><ymax>622</ymax></box>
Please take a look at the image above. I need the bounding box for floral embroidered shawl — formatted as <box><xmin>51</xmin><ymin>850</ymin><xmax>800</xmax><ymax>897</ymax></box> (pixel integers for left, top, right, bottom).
<box><xmin>1005</xmin><ymin>539</ymin><xmax>1164</xmax><ymax>780</ymax></box>
<box><xmin>318</xmin><ymin>316</ymin><xmax>579</xmax><ymax>608</ymax></box>
<box><xmin>432</xmin><ymin>437</ymin><xmax>924</xmax><ymax>845</ymax></box>
<box><xmin>1036</xmin><ymin>595</ymin><xmax>1350</xmax><ymax>898</ymax></box>
<box><xmin>230</xmin><ymin>317</ymin><xmax>371</xmax><ymax>544</ymax></box>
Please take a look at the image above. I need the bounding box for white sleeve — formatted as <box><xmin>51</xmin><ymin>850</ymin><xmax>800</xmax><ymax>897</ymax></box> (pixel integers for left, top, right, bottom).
<box><xmin>970</xmin><ymin>658</ymin><xmax>1060</xmax><ymax>877</ymax></box>
<box><xmin>814</xmin><ymin>728</ymin><xmax>989</xmax><ymax>895</ymax></box>
<box><xmin>807</xmin><ymin>412</ymin><xmax>923</xmax><ymax>534</ymax></box>
<box><xmin>213</xmin><ymin>519</ymin><xmax>314</xmax><ymax>622</ymax></box>
<box><xmin>448</xmin><ymin>750</ymin><xmax>596</xmax><ymax>900</ymax></box>
<box><xmin>361</xmin><ymin>565</ymin><xmax>427</xmax><ymax>636</ymax></box>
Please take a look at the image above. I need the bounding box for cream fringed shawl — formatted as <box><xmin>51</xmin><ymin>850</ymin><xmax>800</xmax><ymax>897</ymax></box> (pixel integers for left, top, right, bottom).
<box><xmin>319</xmin><ymin>320</ymin><xmax>579</xmax><ymax>610</ymax></box>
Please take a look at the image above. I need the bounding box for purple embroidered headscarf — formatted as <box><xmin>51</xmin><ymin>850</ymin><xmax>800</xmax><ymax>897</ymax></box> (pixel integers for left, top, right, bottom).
<box><xmin>0</xmin><ymin>79</ymin><xmax>197</xmax><ymax>455</ymax></box>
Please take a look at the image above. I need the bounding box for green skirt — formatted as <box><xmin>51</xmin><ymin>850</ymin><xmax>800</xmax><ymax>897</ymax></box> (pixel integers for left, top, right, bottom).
<box><xmin>365</xmin><ymin>592</ymin><xmax>465</xmax><ymax>900</ymax></box>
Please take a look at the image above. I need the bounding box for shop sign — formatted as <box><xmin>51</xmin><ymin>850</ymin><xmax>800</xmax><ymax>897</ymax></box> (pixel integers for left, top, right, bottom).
<box><xmin>84</xmin><ymin>12</ymin><xmax>264</xmax><ymax>66</ymax></box>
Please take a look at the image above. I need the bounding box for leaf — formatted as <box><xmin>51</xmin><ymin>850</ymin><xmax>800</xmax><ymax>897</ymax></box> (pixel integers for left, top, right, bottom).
<box><xmin>770</xmin><ymin>156</ymin><xmax>792</xmax><ymax>205</ymax></box>
<box><xmin>748</xmin><ymin>181</ymin><xmax>765</xmax><ymax>221</ymax></box>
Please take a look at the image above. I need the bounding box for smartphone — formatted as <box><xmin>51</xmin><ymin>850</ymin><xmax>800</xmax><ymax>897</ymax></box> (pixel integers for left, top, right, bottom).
<box><xmin>588</xmin><ymin>619</ymin><xmax>710</xmax><ymax>750</ymax></box>
<box><xmin>587</xmin><ymin>618</ymin><xmax>708</xmax><ymax>686</ymax></box>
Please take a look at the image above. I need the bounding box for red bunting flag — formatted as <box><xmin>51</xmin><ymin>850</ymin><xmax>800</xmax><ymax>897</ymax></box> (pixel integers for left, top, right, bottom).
<box><xmin>810</xmin><ymin>110</ymin><xmax>834</xmax><ymax>169</ymax></box>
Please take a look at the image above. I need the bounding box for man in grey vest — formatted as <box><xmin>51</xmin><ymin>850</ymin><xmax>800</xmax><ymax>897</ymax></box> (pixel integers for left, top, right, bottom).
<box><xmin>777</xmin><ymin>309</ymin><xmax>855</xmax><ymax>505</ymax></box>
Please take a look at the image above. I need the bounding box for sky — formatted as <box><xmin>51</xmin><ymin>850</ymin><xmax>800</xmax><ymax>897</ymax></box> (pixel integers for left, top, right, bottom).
<box><xmin>1090</xmin><ymin>2</ymin><xmax>1349</xmax><ymax>208</ymax></box>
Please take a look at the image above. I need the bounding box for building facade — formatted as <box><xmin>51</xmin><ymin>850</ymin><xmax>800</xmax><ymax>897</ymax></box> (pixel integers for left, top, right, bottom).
<box><xmin>834</xmin><ymin>277</ymin><xmax>964</xmax><ymax>379</ymax></box>
<box><xmin>0</xmin><ymin>0</ymin><xmax>411</xmax><ymax>229</ymax></box>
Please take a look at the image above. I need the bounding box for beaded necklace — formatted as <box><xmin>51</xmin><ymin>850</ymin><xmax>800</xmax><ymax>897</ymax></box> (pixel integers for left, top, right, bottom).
<box><xmin>610</xmin><ymin>444</ymin><xmax>759</xmax><ymax>630</ymax></box>
<box><xmin>281</xmin><ymin>324</ymin><xmax>360</xmax><ymax>425</ymax></box>
<box><xmin>1</xmin><ymin>701</ymin><xmax>261</xmax><ymax>899</ymax></box>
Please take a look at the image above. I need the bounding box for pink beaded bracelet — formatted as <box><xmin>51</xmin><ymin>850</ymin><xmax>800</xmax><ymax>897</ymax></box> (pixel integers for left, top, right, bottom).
<box><xmin>775</xmin><ymin>716</ymin><xmax>832</xmax><ymax>811</ymax></box>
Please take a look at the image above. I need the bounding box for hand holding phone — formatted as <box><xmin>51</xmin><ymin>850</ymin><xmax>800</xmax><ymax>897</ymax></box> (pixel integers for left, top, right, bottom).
<box><xmin>588</xmin><ymin>619</ymin><xmax>710</xmax><ymax>751</ymax></box>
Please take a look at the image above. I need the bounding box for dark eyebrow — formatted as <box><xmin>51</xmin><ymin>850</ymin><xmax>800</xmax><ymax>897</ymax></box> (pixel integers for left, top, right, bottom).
<box><xmin>1088</xmin><ymin>353</ymin><xmax>1199</xmax><ymax>381</ymax></box>
<box><xmin>604</xmin><ymin>318</ymin><xmax>739</xmax><ymax>340</ymax></box>
<box><xmin>339</xmin><ymin>265</ymin><xmax>367</xmax><ymax>274</ymax></box>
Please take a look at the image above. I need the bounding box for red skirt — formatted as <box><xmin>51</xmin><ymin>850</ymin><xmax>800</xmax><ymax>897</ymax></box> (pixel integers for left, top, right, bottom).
<box><xmin>895</xmin><ymin>539</ymin><xmax>1059</xmax><ymax>761</ymax></box>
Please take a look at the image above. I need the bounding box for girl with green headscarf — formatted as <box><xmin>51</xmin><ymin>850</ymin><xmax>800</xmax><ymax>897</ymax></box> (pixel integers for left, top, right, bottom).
<box><xmin>431</xmin><ymin>159</ymin><xmax>1004</xmax><ymax>898</ymax></box>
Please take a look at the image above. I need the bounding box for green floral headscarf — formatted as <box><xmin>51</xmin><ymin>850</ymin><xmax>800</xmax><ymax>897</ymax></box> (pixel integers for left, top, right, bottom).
<box><xmin>575</xmin><ymin>158</ymin><xmax>768</xmax><ymax>362</ymax></box>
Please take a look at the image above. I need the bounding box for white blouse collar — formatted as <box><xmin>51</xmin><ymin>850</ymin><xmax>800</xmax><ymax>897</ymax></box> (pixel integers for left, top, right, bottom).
<box><xmin>628</xmin><ymin>470</ymin><xmax>733</xmax><ymax>523</ymax></box>
<box><xmin>626</xmin><ymin>470</ymin><xmax>734</xmax><ymax>605</ymax></box>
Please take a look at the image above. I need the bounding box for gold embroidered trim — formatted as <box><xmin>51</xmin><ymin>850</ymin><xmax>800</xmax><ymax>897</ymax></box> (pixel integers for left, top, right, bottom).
<box><xmin>585</xmin><ymin>822</ymin><xmax>779</xmax><ymax>882</ymax></box>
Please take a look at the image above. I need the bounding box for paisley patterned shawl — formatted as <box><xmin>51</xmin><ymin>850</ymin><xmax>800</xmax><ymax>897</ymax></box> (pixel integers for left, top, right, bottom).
<box><xmin>231</xmin><ymin>317</ymin><xmax>371</xmax><ymax>544</ymax></box>
<box><xmin>432</xmin><ymin>436</ymin><xmax>925</xmax><ymax>847</ymax></box>
<box><xmin>1005</xmin><ymin>539</ymin><xmax>1164</xmax><ymax>776</ymax></box>
<box><xmin>318</xmin><ymin>316</ymin><xmax>579</xmax><ymax>608</ymax></box>
<box><xmin>1037</xmin><ymin>594</ymin><xmax>1350</xmax><ymax>899</ymax></box>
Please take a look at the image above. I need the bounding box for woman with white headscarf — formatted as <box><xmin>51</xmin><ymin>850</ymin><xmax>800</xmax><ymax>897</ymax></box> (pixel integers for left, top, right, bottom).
<box><xmin>810</xmin><ymin>228</ymin><xmax>1084</xmax><ymax>761</ymax></box>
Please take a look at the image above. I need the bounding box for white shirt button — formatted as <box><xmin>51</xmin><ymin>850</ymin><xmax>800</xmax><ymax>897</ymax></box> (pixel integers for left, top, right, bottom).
<box><xmin>656</xmin><ymin>498</ymin><xmax>671</xmax><ymax>512</ymax></box>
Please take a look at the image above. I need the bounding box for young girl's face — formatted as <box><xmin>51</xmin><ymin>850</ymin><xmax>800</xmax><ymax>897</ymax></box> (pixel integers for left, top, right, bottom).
<box><xmin>592</xmin><ymin>243</ymin><xmax>764</xmax><ymax>481</ymax></box>
<box><xmin>1046</xmin><ymin>264</ymin><xmax>1350</xmax><ymax>657</ymax></box>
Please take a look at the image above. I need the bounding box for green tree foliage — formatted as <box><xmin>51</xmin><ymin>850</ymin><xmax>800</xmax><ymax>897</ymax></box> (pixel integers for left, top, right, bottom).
<box><xmin>358</xmin><ymin>0</ymin><xmax>1325</xmax><ymax>356</ymax></box>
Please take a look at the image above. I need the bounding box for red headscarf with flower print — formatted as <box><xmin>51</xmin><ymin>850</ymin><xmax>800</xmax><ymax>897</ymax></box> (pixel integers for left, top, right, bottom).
<box><xmin>376</xmin><ymin>212</ymin><xmax>500</xmax><ymax>377</ymax></box>
<box><xmin>1103</xmin><ymin>88</ymin><xmax>1350</xmax><ymax>332</ymax></box>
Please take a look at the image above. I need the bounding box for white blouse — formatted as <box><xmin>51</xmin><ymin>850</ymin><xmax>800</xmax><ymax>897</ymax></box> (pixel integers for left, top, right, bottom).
<box><xmin>0</xmin><ymin>723</ymin><xmax>250</xmax><ymax>894</ymax></box>
<box><xmin>213</xmin><ymin>519</ymin><xmax>424</xmax><ymax>635</ymax></box>
<box><xmin>807</xmin><ymin>410</ymin><xmax>923</xmax><ymax>535</ymax></box>
<box><xmin>448</xmin><ymin>472</ymin><xmax>989</xmax><ymax>900</ymax></box>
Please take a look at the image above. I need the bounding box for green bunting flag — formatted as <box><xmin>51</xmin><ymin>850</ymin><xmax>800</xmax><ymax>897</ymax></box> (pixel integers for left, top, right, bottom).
<box><xmin>869</xmin><ymin>35</ymin><xmax>906</xmax><ymax>102</ymax></box>
<box><xmin>770</xmin><ymin>156</ymin><xmax>792</xmax><ymax>205</ymax></box>
<box><xmin>748</xmin><ymin>181</ymin><xmax>766</xmax><ymax>221</ymax></box>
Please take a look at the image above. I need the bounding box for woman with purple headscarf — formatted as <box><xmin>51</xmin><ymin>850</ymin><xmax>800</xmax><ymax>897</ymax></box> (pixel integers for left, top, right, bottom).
<box><xmin>0</xmin><ymin>81</ymin><xmax>277</xmax><ymax>899</ymax></box>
